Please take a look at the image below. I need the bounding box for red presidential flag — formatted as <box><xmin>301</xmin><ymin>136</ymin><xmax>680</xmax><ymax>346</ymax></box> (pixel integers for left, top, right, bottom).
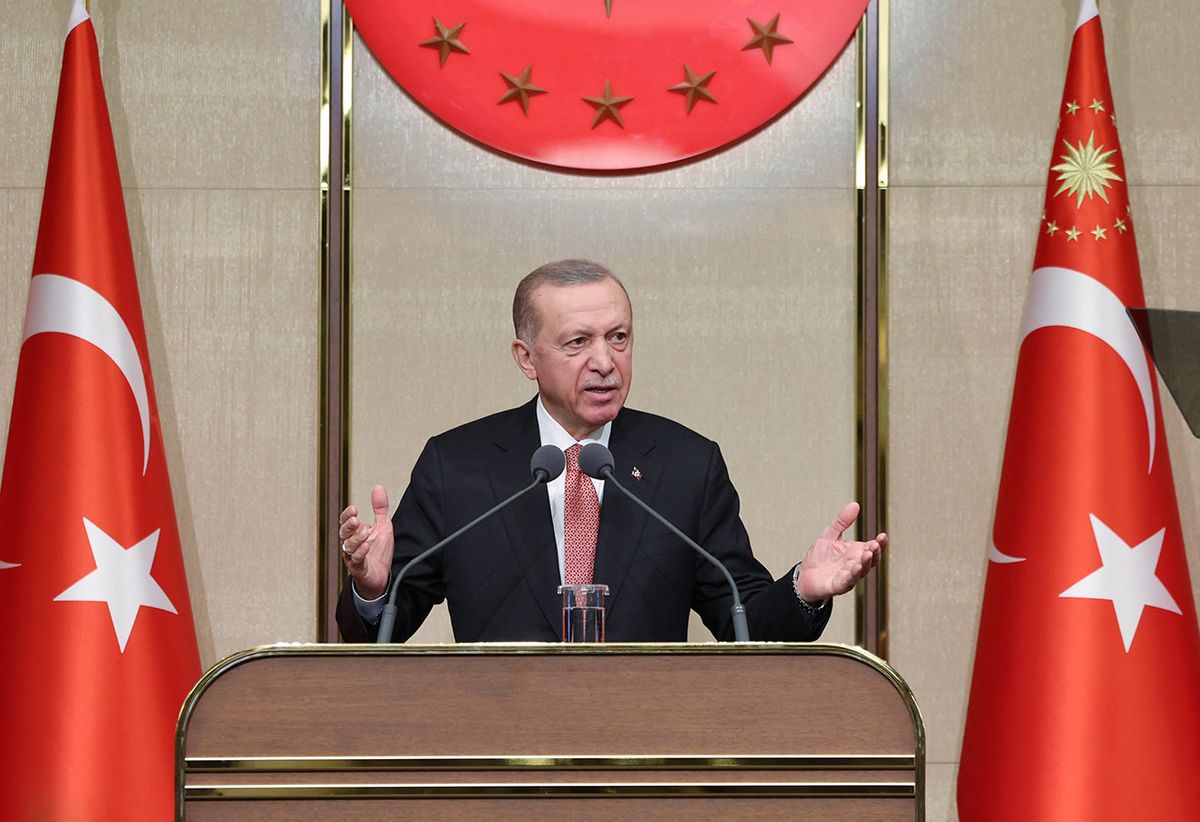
<box><xmin>343</xmin><ymin>0</ymin><xmax>870</xmax><ymax>169</ymax></box>
<box><xmin>0</xmin><ymin>3</ymin><xmax>200</xmax><ymax>819</ymax></box>
<box><xmin>958</xmin><ymin>2</ymin><xmax>1200</xmax><ymax>819</ymax></box>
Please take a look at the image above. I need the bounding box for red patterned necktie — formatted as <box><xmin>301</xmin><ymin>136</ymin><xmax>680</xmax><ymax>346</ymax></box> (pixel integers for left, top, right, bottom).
<box><xmin>563</xmin><ymin>444</ymin><xmax>599</xmax><ymax>584</ymax></box>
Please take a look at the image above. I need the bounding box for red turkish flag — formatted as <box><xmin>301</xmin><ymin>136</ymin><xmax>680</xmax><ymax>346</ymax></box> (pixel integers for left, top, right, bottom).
<box><xmin>958</xmin><ymin>3</ymin><xmax>1200</xmax><ymax>819</ymax></box>
<box><xmin>0</xmin><ymin>4</ymin><xmax>201</xmax><ymax>820</ymax></box>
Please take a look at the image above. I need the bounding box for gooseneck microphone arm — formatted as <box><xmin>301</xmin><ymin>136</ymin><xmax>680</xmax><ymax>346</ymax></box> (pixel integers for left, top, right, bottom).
<box><xmin>578</xmin><ymin>443</ymin><xmax>751</xmax><ymax>643</ymax></box>
<box><xmin>375</xmin><ymin>444</ymin><xmax>566</xmax><ymax>644</ymax></box>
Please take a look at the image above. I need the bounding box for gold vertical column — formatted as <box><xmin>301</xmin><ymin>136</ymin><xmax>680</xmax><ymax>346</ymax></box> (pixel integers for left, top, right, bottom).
<box><xmin>318</xmin><ymin>0</ymin><xmax>354</xmax><ymax>641</ymax></box>
<box><xmin>854</xmin><ymin>0</ymin><xmax>889</xmax><ymax>657</ymax></box>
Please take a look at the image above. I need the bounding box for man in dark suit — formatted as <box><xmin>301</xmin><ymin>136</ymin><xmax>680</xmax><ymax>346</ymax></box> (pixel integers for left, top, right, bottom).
<box><xmin>337</xmin><ymin>259</ymin><xmax>884</xmax><ymax>643</ymax></box>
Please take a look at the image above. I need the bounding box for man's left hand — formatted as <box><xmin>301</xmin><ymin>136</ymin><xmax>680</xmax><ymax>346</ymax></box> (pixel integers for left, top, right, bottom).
<box><xmin>795</xmin><ymin>502</ymin><xmax>886</xmax><ymax>604</ymax></box>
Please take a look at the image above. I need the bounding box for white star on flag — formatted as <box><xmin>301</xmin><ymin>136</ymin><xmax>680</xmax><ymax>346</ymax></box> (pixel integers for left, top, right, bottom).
<box><xmin>54</xmin><ymin>517</ymin><xmax>178</xmax><ymax>653</ymax></box>
<box><xmin>1059</xmin><ymin>513</ymin><xmax>1181</xmax><ymax>652</ymax></box>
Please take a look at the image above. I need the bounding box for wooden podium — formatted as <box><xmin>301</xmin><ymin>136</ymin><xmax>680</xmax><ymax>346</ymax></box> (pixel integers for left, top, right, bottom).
<box><xmin>176</xmin><ymin>643</ymin><xmax>924</xmax><ymax>820</ymax></box>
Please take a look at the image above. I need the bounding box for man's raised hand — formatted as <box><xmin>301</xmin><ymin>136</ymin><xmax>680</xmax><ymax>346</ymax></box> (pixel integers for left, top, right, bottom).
<box><xmin>338</xmin><ymin>484</ymin><xmax>393</xmax><ymax>599</ymax></box>
<box><xmin>795</xmin><ymin>502</ymin><xmax>886</xmax><ymax>604</ymax></box>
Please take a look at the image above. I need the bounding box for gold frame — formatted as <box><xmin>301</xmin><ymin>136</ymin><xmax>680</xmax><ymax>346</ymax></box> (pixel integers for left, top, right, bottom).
<box><xmin>853</xmin><ymin>0</ymin><xmax>890</xmax><ymax>653</ymax></box>
<box><xmin>321</xmin><ymin>3</ymin><xmax>891</xmax><ymax>652</ymax></box>
<box><xmin>318</xmin><ymin>1</ymin><xmax>355</xmax><ymax>639</ymax></box>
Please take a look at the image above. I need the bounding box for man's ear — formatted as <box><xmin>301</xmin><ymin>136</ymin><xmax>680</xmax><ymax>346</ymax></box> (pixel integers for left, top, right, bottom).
<box><xmin>511</xmin><ymin>338</ymin><xmax>537</xmax><ymax>381</ymax></box>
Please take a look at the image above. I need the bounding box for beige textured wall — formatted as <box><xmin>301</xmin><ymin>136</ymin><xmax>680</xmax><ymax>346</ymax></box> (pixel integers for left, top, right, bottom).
<box><xmin>0</xmin><ymin>2</ymin><xmax>320</xmax><ymax>668</ymax></box>
<box><xmin>349</xmin><ymin>35</ymin><xmax>861</xmax><ymax>644</ymax></box>
<box><xmin>5</xmin><ymin>4</ymin><xmax>1199</xmax><ymax>817</ymax></box>
<box><xmin>889</xmin><ymin>0</ymin><xmax>1200</xmax><ymax>818</ymax></box>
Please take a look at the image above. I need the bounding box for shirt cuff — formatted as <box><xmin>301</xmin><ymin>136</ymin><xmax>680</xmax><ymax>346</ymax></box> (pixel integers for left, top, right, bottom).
<box><xmin>352</xmin><ymin>578</ymin><xmax>387</xmax><ymax>624</ymax></box>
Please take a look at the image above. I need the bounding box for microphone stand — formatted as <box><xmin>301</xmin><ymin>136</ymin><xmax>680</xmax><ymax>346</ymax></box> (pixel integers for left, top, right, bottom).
<box><xmin>376</xmin><ymin>472</ymin><xmax>554</xmax><ymax>644</ymax></box>
<box><xmin>596</xmin><ymin>465</ymin><xmax>751</xmax><ymax>643</ymax></box>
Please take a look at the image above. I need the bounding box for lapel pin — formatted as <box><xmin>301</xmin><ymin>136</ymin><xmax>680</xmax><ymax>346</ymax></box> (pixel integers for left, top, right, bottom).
<box><xmin>631</xmin><ymin>467</ymin><xmax>643</xmax><ymax>481</ymax></box>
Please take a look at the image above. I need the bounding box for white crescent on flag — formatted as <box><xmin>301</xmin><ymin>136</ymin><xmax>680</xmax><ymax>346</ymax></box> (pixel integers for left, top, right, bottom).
<box><xmin>1020</xmin><ymin>266</ymin><xmax>1156</xmax><ymax>473</ymax></box>
<box><xmin>22</xmin><ymin>273</ymin><xmax>151</xmax><ymax>475</ymax></box>
<box><xmin>990</xmin><ymin>265</ymin><xmax>1157</xmax><ymax>566</ymax></box>
<box><xmin>988</xmin><ymin>542</ymin><xmax>1026</xmax><ymax>564</ymax></box>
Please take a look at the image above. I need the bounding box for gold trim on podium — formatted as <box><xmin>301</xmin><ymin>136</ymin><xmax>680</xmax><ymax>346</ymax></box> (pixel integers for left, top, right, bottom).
<box><xmin>186</xmin><ymin>753</ymin><xmax>917</xmax><ymax>772</ymax></box>
<box><xmin>186</xmin><ymin>781</ymin><xmax>916</xmax><ymax>800</ymax></box>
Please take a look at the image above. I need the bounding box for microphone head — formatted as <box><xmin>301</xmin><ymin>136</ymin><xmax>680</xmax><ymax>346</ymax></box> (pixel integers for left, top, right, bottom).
<box><xmin>530</xmin><ymin>444</ymin><xmax>566</xmax><ymax>482</ymax></box>
<box><xmin>578</xmin><ymin>442</ymin><xmax>614</xmax><ymax>479</ymax></box>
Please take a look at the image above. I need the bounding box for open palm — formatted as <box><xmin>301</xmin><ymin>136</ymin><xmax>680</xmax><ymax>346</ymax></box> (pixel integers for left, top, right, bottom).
<box><xmin>338</xmin><ymin>484</ymin><xmax>394</xmax><ymax>599</ymax></box>
<box><xmin>795</xmin><ymin>502</ymin><xmax>886</xmax><ymax>603</ymax></box>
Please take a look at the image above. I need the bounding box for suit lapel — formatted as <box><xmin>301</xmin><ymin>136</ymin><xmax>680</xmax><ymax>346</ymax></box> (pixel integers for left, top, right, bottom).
<box><xmin>594</xmin><ymin>414</ymin><xmax>659</xmax><ymax>618</ymax></box>
<box><xmin>491</xmin><ymin>401</ymin><xmax>562</xmax><ymax>638</ymax></box>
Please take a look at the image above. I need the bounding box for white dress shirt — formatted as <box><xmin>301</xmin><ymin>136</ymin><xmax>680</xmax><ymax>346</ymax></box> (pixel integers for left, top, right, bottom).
<box><xmin>535</xmin><ymin>396</ymin><xmax>611</xmax><ymax>585</ymax></box>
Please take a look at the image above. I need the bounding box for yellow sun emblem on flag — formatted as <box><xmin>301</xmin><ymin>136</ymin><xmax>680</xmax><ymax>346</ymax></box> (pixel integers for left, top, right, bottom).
<box><xmin>1051</xmin><ymin>131</ymin><xmax>1122</xmax><ymax>208</ymax></box>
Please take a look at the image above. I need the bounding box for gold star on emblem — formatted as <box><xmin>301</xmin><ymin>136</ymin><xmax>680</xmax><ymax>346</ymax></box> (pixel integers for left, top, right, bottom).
<box><xmin>1065</xmin><ymin>100</ymin><xmax>1080</xmax><ymax>115</ymax></box>
<box><xmin>1089</xmin><ymin>98</ymin><xmax>1105</xmax><ymax>114</ymax></box>
<box><xmin>743</xmin><ymin>14</ymin><xmax>794</xmax><ymax>64</ymax></box>
<box><xmin>604</xmin><ymin>0</ymin><xmax>613</xmax><ymax>17</ymax></box>
<box><xmin>583</xmin><ymin>80</ymin><xmax>634</xmax><ymax>128</ymax></box>
<box><xmin>1091</xmin><ymin>225</ymin><xmax>1108</xmax><ymax>241</ymax></box>
<box><xmin>1045</xmin><ymin>220</ymin><xmax>1060</xmax><ymax>236</ymax></box>
<box><xmin>668</xmin><ymin>64</ymin><xmax>717</xmax><ymax>113</ymax></box>
<box><xmin>1065</xmin><ymin>226</ymin><xmax>1082</xmax><ymax>242</ymax></box>
<box><xmin>419</xmin><ymin>18</ymin><xmax>470</xmax><ymax>67</ymax></box>
<box><xmin>498</xmin><ymin>66</ymin><xmax>547</xmax><ymax>115</ymax></box>
<box><xmin>1115</xmin><ymin>217</ymin><xmax>1128</xmax><ymax>233</ymax></box>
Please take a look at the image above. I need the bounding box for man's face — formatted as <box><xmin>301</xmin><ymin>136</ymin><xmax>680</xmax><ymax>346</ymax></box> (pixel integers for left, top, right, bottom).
<box><xmin>511</xmin><ymin>278</ymin><xmax>633</xmax><ymax>440</ymax></box>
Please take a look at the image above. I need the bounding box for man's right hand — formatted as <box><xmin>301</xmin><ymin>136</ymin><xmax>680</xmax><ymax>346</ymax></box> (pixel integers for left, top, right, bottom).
<box><xmin>339</xmin><ymin>484</ymin><xmax>393</xmax><ymax>600</ymax></box>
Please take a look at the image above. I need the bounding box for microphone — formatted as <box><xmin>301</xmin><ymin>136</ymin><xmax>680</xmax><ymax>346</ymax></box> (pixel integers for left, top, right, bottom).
<box><xmin>375</xmin><ymin>444</ymin><xmax>566</xmax><ymax>643</ymax></box>
<box><xmin>577</xmin><ymin>443</ymin><xmax>751</xmax><ymax>642</ymax></box>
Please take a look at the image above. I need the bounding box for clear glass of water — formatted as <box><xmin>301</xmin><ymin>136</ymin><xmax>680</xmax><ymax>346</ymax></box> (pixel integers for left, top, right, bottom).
<box><xmin>557</xmin><ymin>583</ymin><xmax>609</xmax><ymax>643</ymax></box>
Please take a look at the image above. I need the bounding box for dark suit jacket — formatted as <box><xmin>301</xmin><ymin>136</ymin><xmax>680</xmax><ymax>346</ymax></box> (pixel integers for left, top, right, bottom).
<box><xmin>337</xmin><ymin>399</ymin><xmax>830</xmax><ymax>643</ymax></box>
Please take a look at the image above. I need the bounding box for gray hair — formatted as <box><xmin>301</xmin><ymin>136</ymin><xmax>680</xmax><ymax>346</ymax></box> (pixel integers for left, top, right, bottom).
<box><xmin>512</xmin><ymin>259</ymin><xmax>629</xmax><ymax>345</ymax></box>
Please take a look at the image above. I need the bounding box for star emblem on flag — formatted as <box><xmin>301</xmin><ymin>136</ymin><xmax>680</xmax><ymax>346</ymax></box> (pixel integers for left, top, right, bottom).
<box><xmin>1059</xmin><ymin>514</ymin><xmax>1181</xmax><ymax>652</ymax></box>
<box><xmin>54</xmin><ymin>518</ymin><xmax>178</xmax><ymax>653</ymax></box>
<box><xmin>1051</xmin><ymin>131</ymin><xmax>1122</xmax><ymax>207</ymax></box>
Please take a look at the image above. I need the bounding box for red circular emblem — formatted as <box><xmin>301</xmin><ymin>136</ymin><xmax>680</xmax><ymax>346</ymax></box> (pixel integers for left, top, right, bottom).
<box><xmin>344</xmin><ymin>1</ymin><xmax>869</xmax><ymax>170</ymax></box>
